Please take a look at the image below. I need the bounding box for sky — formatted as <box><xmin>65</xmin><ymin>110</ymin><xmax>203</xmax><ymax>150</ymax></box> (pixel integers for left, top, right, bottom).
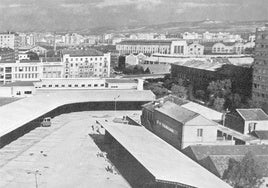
<box><xmin>0</xmin><ymin>0</ymin><xmax>268</xmax><ymax>31</ymax></box>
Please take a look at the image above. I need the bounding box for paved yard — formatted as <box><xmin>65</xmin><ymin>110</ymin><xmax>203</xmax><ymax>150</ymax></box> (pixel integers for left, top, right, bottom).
<box><xmin>0</xmin><ymin>111</ymin><xmax>141</xmax><ymax>188</ymax></box>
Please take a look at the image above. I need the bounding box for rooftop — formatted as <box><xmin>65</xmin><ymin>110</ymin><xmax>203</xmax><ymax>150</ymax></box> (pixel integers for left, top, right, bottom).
<box><xmin>2</xmin><ymin>81</ymin><xmax>35</xmax><ymax>87</ymax></box>
<box><xmin>183</xmin><ymin>145</ymin><xmax>268</xmax><ymax>161</ymax></box>
<box><xmin>118</xmin><ymin>39</ymin><xmax>173</xmax><ymax>45</ymax></box>
<box><xmin>105</xmin><ymin>79</ymin><xmax>137</xmax><ymax>84</ymax></box>
<box><xmin>251</xmin><ymin>130</ymin><xmax>268</xmax><ymax>140</ymax></box>
<box><xmin>236</xmin><ymin>108</ymin><xmax>268</xmax><ymax>121</ymax></box>
<box><xmin>173</xmin><ymin>59</ymin><xmax>224</xmax><ymax>71</ymax></box>
<box><xmin>99</xmin><ymin>120</ymin><xmax>232</xmax><ymax>188</ymax></box>
<box><xmin>182</xmin><ymin>102</ymin><xmax>223</xmax><ymax>122</ymax></box>
<box><xmin>62</xmin><ymin>49</ymin><xmax>104</xmax><ymax>56</ymax></box>
<box><xmin>0</xmin><ymin>90</ymin><xmax>155</xmax><ymax>138</ymax></box>
<box><xmin>155</xmin><ymin>101</ymin><xmax>199</xmax><ymax>124</ymax></box>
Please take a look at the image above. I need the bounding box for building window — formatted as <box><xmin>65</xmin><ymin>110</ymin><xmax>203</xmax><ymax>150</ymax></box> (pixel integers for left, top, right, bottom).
<box><xmin>94</xmin><ymin>84</ymin><xmax>98</xmax><ymax>87</ymax></box>
<box><xmin>55</xmin><ymin>85</ymin><xmax>59</xmax><ymax>87</ymax></box>
<box><xmin>88</xmin><ymin>84</ymin><xmax>91</xmax><ymax>87</ymax></box>
<box><xmin>48</xmin><ymin>85</ymin><xmax>52</xmax><ymax>87</ymax></box>
<box><xmin>81</xmin><ymin>84</ymin><xmax>85</xmax><ymax>87</ymax></box>
<box><xmin>74</xmin><ymin>84</ymin><xmax>78</xmax><ymax>87</ymax></box>
<box><xmin>61</xmin><ymin>85</ymin><xmax>65</xmax><ymax>87</ymax></box>
<box><xmin>68</xmin><ymin>84</ymin><xmax>72</xmax><ymax>87</ymax></box>
<box><xmin>24</xmin><ymin>91</ymin><xmax>32</xmax><ymax>94</ymax></box>
<box><xmin>197</xmin><ymin>129</ymin><xmax>203</xmax><ymax>137</ymax></box>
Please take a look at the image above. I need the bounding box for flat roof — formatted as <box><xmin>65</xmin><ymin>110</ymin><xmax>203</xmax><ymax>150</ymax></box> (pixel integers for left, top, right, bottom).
<box><xmin>118</xmin><ymin>40</ymin><xmax>173</xmax><ymax>45</ymax></box>
<box><xmin>62</xmin><ymin>49</ymin><xmax>104</xmax><ymax>57</ymax></box>
<box><xmin>2</xmin><ymin>81</ymin><xmax>35</xmax><ymax>87</ymax></box>
<box><xmin>105</xmin><ymin>79</ymin><xmax>137</xmax><ymax>84</ymax></box>
<box><xmin>99</xmin><ymin>120</ymin><xmax>232</xmax><ymax>188</ymax></box>
<box><xmin>0</xmin><ymin>90</ymin><xmax>155</xmax><ymax>138</ymax></box>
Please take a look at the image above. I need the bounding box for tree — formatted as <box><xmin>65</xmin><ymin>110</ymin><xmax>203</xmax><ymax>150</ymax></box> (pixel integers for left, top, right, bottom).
<box><xmin>195</xmin><ymin>90</ymin><xmax>206</xmax><ymax>100</ymax></box>
<box><xmin>145</xmin><ymin>83</ymin><xmax>169</xmax><ymax>98</ymax></box>
<box><xmin>223</xmin><ymin>152</ymin><xmax>264</xmax><ymax>188</ymax></box>
<box><xmin>213</xmin><ymin>97</ymin><xmax>225</xmax><ymax>112</ymax></box>
<box><xmin>117</xmin><ymin>56</ymin><xmax>126</xmax><ymax>70</ymax></box>
<box><xmin>225</xmin><ymin>93</ymin><xmax>242</xmax><ymax>110</ymax></box>
<box><xmin>144</xmin><ymin>67</ymin><xmax>150</xmax><ymax>74</ymax></box>
<box><xmin>171</xmin><ymin>84</ymin><xmax>188</xmax><ymax>99</ymax></box>
<box><xmin>207</xmin><ymin>79</ymin><xmax>232</xmax><ymax>98</ymax></box>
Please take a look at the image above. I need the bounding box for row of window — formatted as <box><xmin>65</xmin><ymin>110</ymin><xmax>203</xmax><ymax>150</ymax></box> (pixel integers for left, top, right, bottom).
<box><xmin>14</xmin><ymin>66</ymin><xmax>38</xmax><ymax>72</ymax></box>
<box><xmin>254</xmin><ymin>68</ymin><xmax>268</xmax><ymax>74</ymax></box>
<box><xmin>69</xmin><ymin>62</ymin><xmax>108</xmax><ymax>67</ymax></box>
<box><xmin>65</xmin><ymin>74</ymin><xmax>107</xmax><ymax>78</ymax></box>
<box><xmin>255</xmin><ymin>52</ymin><xmax>268</xmax><ymax>56</ymax></box>
<box><xmin>65</xmin><ymin>57</ymin><xmax>107</xmax><ymax>62</ymax></box>
<box><xmin>253</xmin><ymin>75</ymin><xmax>268</xmax><ymax>82</ymax></box>
<box><xmin>256</xmin><ymin>34</ymin><xmax>268</xmax><ymax>40</ymax></box>
<box><xmin>253</xmin><ymin>91</ymin><xmax>268</xmax><ymax>99</ymax></box>
<box><xmin>254</xmin><ymin>60</ymin><xmax>268</xmax><ymax>66</ymax></box>
<box><xmin>41</xmin><ymin>83</ymin><xmax>105</xmax><ymax>88</ymax></box>
<box><xmin>14</xmin><ymin>73</ymin><xmax>38</xmax><ymax>79</ymax></box>
<box><xmin>212</xmin><ymin>47</ymin><xmax>244</xmax><ymax>53</ymax></box>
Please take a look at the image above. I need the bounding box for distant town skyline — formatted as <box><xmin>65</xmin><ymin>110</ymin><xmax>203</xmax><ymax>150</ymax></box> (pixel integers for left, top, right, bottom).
<box><xmin>0</xmin><ymin>0</ymin><xmax>268</xmax><ymax>32</ymax></box>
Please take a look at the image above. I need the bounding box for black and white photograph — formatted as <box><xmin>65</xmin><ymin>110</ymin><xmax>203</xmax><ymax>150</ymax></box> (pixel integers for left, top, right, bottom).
<box><xmin>0</xmin><ymin>0</ymin><xmax>268</xmax><ymax>187</ymax></box>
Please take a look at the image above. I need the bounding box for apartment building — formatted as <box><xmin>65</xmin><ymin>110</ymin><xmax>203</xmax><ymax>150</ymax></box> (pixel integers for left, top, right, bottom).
<box><xmin>116</xmin><ymin>40</ymin><xmax>187</xmax><ymax>55</ymax></box>
<box><xmin>0</xmin><ymin>48</ymin><xmax>16</xmax><ymax>62</ymax></box>
<box><xmin>252</xmin><ymin>24</ymin><xmax>268</xmax><ymax>110</ymax></box>
<box><xmin>62</xmin><ymin>49</ymin><xmax>111</xmax><ymax>78</ymax></box>
<box><xmin>0</xmin><ymin>62</ymin><xmax>42</xmax><ymax>84</ymax></box>
<box><xmin>42</xmin><ymin>61</ymin><xmax>64</xmax><ymax>78</ymax></box>
<box><xmin>0</xmin><ymin>32</ymin><xmax>18</xmax><ymax>49</ymax></box>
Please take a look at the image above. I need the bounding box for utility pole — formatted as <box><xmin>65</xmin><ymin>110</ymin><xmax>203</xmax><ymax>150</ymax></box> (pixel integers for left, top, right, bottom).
<box><xmin>114</xmin><ymin>95</ymin><xmax>120</xmax><ymax>117</ymax></box>
<box><xmin>27</xmin><ymin>170</ymin><xmax>41</xmax><ymax>188</ymax></box>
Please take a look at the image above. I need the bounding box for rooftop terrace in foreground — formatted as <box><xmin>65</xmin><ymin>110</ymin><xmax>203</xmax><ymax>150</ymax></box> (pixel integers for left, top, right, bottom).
<box><xmin>0</xmin><ymin>90</ymin><xmax>155</xmax><ymax>138</ymax></box>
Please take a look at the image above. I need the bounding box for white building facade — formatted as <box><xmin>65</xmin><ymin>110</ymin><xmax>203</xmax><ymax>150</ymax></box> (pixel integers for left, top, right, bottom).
<box><xmin>62</xmin><ymin>50</ymin><xmax>111</xmax><ymax>78</ymax></box>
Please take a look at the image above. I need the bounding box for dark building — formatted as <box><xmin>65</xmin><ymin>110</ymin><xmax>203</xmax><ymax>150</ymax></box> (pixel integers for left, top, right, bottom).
<box><xmin>171</xmin><ymin>58</ymin><xmax>253</xmax><ymax>98</ymax></box>
<box><xmin>0</xmin><ymin>48</ymin><xmax>16</xmax><ymax>63</ymax></box>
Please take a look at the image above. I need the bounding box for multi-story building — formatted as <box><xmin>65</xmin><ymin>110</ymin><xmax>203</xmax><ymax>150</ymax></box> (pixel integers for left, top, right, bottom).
<box><xmin>252</xmin><ymin>24</ymin><xmax>268</xmax><ymax>111</ymax></box>
<box><xmin>0</xmin><ymin>32</ymin><xmax>17</xmax><ymax>49</ymax></box>
<box><xmin>0</xmin><ymin>48</ymin><xmax>16</xmax><ymax>62</ymax></box>
<box><xmin>42</xmin><ymin>61</ymin><xmax>64</xmax><ymax>78</ymax></box>
<box><xmin>212</xmin><ymin>42</ymin><xmax>245</xmax><ymax>54</ymax></box>
<box><xmin>116</xmin><ymin>40</ymin><xmax>187</xmax><ymax>55</ymax></box>
<box><xmin>0</xmin><ymin>61</ymin><xmax>43</xmax><ymax>84</ymax></box>
<box><xmin>171</xmin><ymin>58</ymin><xmax>253</xmax><ymax>97</ymax></box>
<box><xmin>187</xmin><ymin>41</ymin><xmax>204</xmax><ymax>55</ymax></box>
<box><xmin>62</xmin><ymin>49</ymin><xmax>111</xmax><ymax>78</ymax></box>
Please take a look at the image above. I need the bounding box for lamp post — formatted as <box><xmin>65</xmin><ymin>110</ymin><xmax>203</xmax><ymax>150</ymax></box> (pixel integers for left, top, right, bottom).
<box><xmin>27</xmin><ymin>170</ymin><xmax>41</xmax><ymax>188</ymax></box>
<box><xmin>114</xmin><ymin>95</ymin><xmax>120</xmax><ymax>117</ymax></box>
